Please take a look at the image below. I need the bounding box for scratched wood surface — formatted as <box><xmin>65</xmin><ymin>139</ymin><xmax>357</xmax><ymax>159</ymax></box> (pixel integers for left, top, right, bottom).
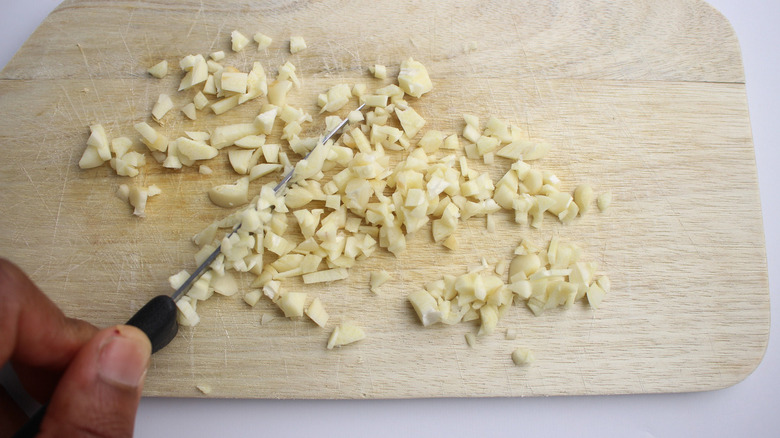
<box><xmin>0</xmin><ymin>0</ymin><xmax>769</xmax><ymax>398</ymax></box>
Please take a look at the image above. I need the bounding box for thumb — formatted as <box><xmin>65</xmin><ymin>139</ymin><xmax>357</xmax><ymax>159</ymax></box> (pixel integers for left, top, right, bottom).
<box><xmin>38</xmin><ymin>325</ymin><xmax>152</xmax><ymax>438</ymax></box>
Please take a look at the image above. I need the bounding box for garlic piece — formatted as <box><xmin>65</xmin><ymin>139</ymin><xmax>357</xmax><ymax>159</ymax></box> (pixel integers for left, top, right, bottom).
<box><xmin>116</xmin><ymin>184</ymin><xmax>130</xmax><ymax>202</ymax></box>
<box><xmin>211</xmin><ymin>271</ymin><xmax>239</xmax><ymax>296</ymax></box>
<box><xmin>289</xmin><ymin>36</ymin><xmax>307</xmax><ymax>54</ymax></box>
<box><xmin>221</xmin><ymin>72</ymin><xmax>249</xmax><ymax>95</ymax></box>
<box><xmin>369</xmin><ymin>270</ymin><xmax>390</xmax><ymax>293</ymax></box>
<box><xmin>369</xmin><ymin>64</ymin><xmax>387</xmax><ymax>79</ymax></box>
<box><xmin>268</xmin><ymin>79</ymin><xmax>293</xmax><ymax>106</ymax></box>
<box><xmin>243</xmin><ymin>290</ymin><xmax>262</xmax><ymax>307</ymax></box>
<box><xmin>597</xmin><ymin>192</ymin><xmax>612</xmax><ymax>212</ymax></box>
<box><xmin>148</xmin><ymin>60</ymin><xmax>168</xmax><ymax>78</ymax></box>
<box><xmin>443</xmin><ymin>235</ymin><xmax>458</xmax><ymax>250</ymax></box>
<box><xmin>196</xmin><ymin>384</ymin><xmax>212</xmax><ymax>395</ymax></box>
<box><xmin>442</xmin><ymin>134</ymin><xmax>460</xmax><ymax>150</ymax></box>
<box><xmin>327</xmin><ymin>323</ymin><xmax>365</xmax><ymax>349</ymax></box>
<box><xmin>277</xmin><ymin>292</ymin><xmax>307</xmax><ymax>318</ymax></box>
<box><xmin>255</xmin><ymin>107</ymin><xmax>279</xmax><ymax>135</ymax></box>
<box><xmin>178</xmin><ymin>54</ymin><xmax>208</xmax><ymax>91</ymax></box>
<box><xmin>587</xmin><ymin>283</ymin><xmax>607</xmax><ymax>309</ymax></box>
<box><xmin>318</xmin><ymin>84</ymin><xmax>352</xmax><ymax>113</ymax></box>
<box><xmin>395</xmin><ymin>107</ymin><xmax>426</xmax><ymax>139</ymax></box>
<box><xmin>302</xmin><ymin>268</ymin><xmax>348</xmax><ymax>284</ymax></box>
<box><xmin>175</xmin><ymin>137</ymin><xmax>217</xmax><ymax>161</ymax></box>
<box><xmin>211</xmin><ymin>123</ymin><xmax>262</xmax><ymax>149</ymax></box>
<box><xmin>176</xmin><ymin>297</ymin><xmax>200</xmax><ymax>327</ymax></box>
<box><xmin>134</xmin><ymin>122</ymin><xmax>168</xmax><ymax>153</ymax></box>
<box><xmin>574</xmin><ymin>184</ymin><xmax>594</xmax><ymax>214</ymax></box>
<box><xmin>168</xmin><ymin>270</ymin><xmax>190</xmax><ymax>290</ymax></box>
<box><xmin>186</xmin><ymin>131</ymin><xmax>210</xmax><ymax>142</ymax></box>
<box><xmin>352</xmin><ymin>83</ymin><xmax>367</xmax><ymax>98</ymax></box>
<box><xmin>511</xmin><ymin>348</ymin><xmax>535</xmax><ymax>366</ymax></box>
<box><xmin>361</xmin><ymin>94</ymin><xmax>388</xmax><ymax>108</ymax></box>
<box><xmin>509</xmin><ymin>254</ymin><xmax>541</xmax><ymax>282</ymax></box>
<box><xmin>227</xmin><ymin>149</ymin><xmax>255</xmax><ymax>174</ymax></box>
<box><xmin>211</xmin><ymin>95</ymin><xmax>241</xmax><ymax>115</ymax></box>
<box><xmin>231</xmin><ymin>30</ymin><xmax>250</xmax><ymax>52</ymax></box>
<box><xmin>207</xmin><ymin>177</ymin><xmax>249</xmax><ymax>208</ymax></box>
<box><xmin>151</xmin><ymin>94</ymin><xmax>174</xmax><ymax>123</ymax></box>
<box><xmin>111</xmin><ymin>151</ymin><xmax>145</xmax><ymax>177</ymax></box>
<box><xmin>478</xmin><ymin>304</ymin><xmax>498</xmax><ymax>336</ymax></box>
<box><xmin>249</xmin><ymin>163</ymin><xmax>283</xmax><ymax>181</ymax></box>
<box><xmin>254</xmin><ymin>33</ymin><xmax>272</xmax><ymax>49</ymax></box>
<box><xmin>110</xmin><ymin>136</ymin><xmax>132</xmax><ymax>157</ymax></box>
<box><xmin>462</xmin><ymin>114</ymin><xmax>480</xmax><ymax>143</ymax></box>
<box><xmin>305</xmin><ymin>297</ymin><xmax>329</xmax><ymax>327</ymax></box>
<box><xmin>126</xmin><ymin>185</ymin><xmax>153</xmax><ymax>217</ymax></box>
<box><xmin>292</xmin><ymin>140</ymin><xmax>333</xmax><ymax>182</ymax></box>
<box><xmin>202</xmin><ymin>75</ymin><xmax>217</xmax><ymax>94</ymax></box>
<box><xmin>397</xmin><ymin>58</ymin><xmax>433</xmax><ymax>98</ymax></box>
<box><xmin>207</xmin><ymin>59</ymin><xmax>223</xmax><ymax>74</ymax></box>
<box><xmin>418</xmin><ymin>130</ymin><xmax>444</xmax><ymax>153</ymax></box>
<box><xmin>234</xmin><ymin>135</ymin><xmax>265</xmax><ymax>149</ymax></box>
<box><xmin>181</xmin><ymin>102</ymin><xmax>197</xmax><ymax>120</ymax></box>
<box><xmin>79</xmin><ymin>124</ymin><xmax>111</xmax><ymax>169</ymax></box>
<box><xmin>408</xmin><ymin>289</ymin><xmax>442</xmax><ymax>327</ymax></box>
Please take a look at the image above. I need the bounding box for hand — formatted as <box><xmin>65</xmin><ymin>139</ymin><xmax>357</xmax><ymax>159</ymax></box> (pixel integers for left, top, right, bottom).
<box><xmin>0</xmin><ymin>258</ymin><xmax>152</xmax><ymax>438</ymax></box>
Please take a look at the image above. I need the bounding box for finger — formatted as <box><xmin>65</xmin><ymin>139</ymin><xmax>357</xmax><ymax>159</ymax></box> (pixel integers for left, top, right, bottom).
<box><xmin>0</xmin><ymin>258</ymin><xmax>98</xmax><ymax>400</ymax></box>
<box><xmin>39</xmin><ymin>325</ymin><xmax>151</xmax><ymax>438</ymax></box>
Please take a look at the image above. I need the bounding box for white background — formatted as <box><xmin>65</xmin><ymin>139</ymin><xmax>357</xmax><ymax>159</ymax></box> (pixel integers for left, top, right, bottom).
<box><xmin>0</xmin><ymin>1</ymin><xmax>777</xmax><ymax>436</ymax></box>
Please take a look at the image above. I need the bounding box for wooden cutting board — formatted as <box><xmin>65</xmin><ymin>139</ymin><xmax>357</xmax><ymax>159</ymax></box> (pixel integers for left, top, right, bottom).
<box><xmin>0</xmin><ymin>0</ymin><xmax>769</xmax><ymax>399</ymax></box>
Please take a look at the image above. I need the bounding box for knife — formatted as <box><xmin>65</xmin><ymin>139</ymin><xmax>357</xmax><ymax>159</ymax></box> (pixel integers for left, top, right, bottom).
<box><xmin>12</xmin><ymin>103</ymin><xmax>364</xmax><ymax>438</ymax></box>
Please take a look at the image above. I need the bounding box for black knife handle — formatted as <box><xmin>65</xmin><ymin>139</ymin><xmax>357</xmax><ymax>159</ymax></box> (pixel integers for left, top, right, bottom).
<box><xmin>126</xmin><ymin>295</ymin><xmax>179</xmax><ymax>353</ymax></box>
<box><xmin>13</xmin><ymin>295</ymin><xmax>179</xmax><ymax>437</ymax></box>
<box><xmin>12</xmin><ymin>405</ymin><xmax>46</xmax><ymax>438</ymax></box>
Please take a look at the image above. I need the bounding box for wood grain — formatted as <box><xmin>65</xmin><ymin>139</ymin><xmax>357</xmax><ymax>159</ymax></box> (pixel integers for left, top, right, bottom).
<box><xmin>0</xmin><ymin>0</ymin><xmax>768</xmax><ymax>398</ymax></box>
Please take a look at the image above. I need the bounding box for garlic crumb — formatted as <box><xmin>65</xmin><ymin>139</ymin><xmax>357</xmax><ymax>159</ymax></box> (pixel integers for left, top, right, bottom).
<box><xmin>196</xmin><ymin>384</ymin><xmax>212</xmax><ymax>394</ymax></box>
<box><xmin>597</xmin><ymin>192</ymin><xmax>613</xmax><ymax>212</ymax></box>
<box><xmin>511</xmin><ymin>348</ymin><xmax>534</xmax><ymax>366</ymax></box>
<box><xmin>231</xmin><ymin>30</ymin><xmax>250</xmax><ymax>52</ymax></box>
<box><xmin>369</xmin><ymin>270</ymin><xmax>391</xmax><ymax>293</ymax></box>
<box><xmin>290</xmin><ymin>36</ymin><xmax>307</xmax><ymax>54</ymax></box>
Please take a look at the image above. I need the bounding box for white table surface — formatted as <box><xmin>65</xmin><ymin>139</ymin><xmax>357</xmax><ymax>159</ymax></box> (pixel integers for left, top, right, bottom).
<box><xmin>1</xmin><ymin>1</ymin><xmax>777</xmax><ymax>436</ymax></box>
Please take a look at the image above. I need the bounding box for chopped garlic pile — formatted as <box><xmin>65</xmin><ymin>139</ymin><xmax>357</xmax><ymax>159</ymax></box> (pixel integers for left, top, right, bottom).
<box><xmin>78</xmin><ymin>30</ymin><xmax>611</xmax><ymax>353</ymax></box>
<box><xmin>408</xmin><ymin>237</ymin><xmax>610</xmax><ymax>336</ymax></box>
<box><xmin>509</xmin><ymin>237</ymin><xmax>611</xmax><ymax>314</ymax></box>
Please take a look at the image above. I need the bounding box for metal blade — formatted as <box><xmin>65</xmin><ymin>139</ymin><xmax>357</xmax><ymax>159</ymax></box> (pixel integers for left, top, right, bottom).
<box><xmin>273</xmin><ymin>103</ymin><xmax>365</xmax><ymax>193</ymax></box>
<box><xmin>171</xmin><ymin>104</ymin><xmax>365</xmax><ymax>301</ymax></box>
<box><xmin>171</xmin><ymin>224</ymin><xmax>239</xmax><ymax>301</ymax></box>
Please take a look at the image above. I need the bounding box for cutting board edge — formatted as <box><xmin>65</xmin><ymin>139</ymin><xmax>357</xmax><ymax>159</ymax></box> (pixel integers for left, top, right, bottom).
<box><xmin>138</xmin><ymin>367</ymin><xmax>772</xmax><ymax>400</ymax></box>
<box><xmin>0</xmin><ymin>0</ymin><xmax>65</xmax><ymax>76</ymax></box>
<box><xmin>701</xmin><ymin>0</ymin><xmax>746</xmax><ymax>81</ymax></box>
<box><xmin>2</xmin><ymin>0</ymin><xmax>749</xmax><ymax>84</ymax></box>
